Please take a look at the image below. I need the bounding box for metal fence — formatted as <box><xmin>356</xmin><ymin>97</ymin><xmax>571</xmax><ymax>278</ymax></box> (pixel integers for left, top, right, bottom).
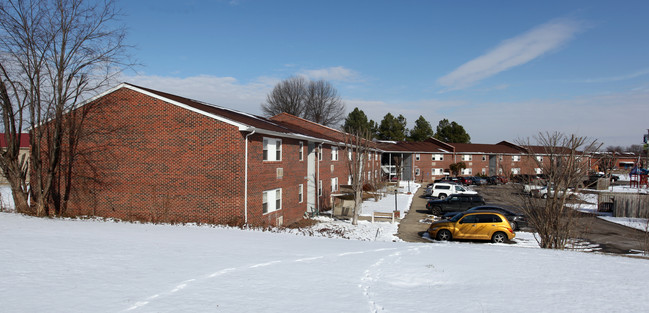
<box><xmin>598</xmin><ymin>192</ymin><xmax>649</xmax><ymax>218</ymax></box>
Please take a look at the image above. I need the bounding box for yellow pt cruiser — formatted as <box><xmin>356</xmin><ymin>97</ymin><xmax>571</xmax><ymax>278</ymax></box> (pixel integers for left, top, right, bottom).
<box><xmin>428</xmin><ymin>211</ymin><xmax>515</xmax><ymax>243</ymax></box>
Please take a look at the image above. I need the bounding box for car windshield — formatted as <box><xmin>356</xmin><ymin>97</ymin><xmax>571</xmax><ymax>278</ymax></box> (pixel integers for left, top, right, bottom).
<box><xmin>455</xmin><ymin>186</ymin><xmax>466</xmax><ymax>192</ymax></box>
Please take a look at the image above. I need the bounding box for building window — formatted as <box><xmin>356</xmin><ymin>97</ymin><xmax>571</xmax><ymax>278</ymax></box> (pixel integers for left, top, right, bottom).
<box><xmin>368</xmin><ymin>171</ymin><xmax>371</xmax><ymax>180</ymax></box>
<box><xmin>481</xmin><ymin>168</ymin><xmax>486</xmax><ymax>175</ymax></box>
<box><xmin>331</xmin><ymin>177</ymin><xmax>338</xmax><ymax>192</ymax></box>
<box><xmin>535</xmin><ymin>168</ymin><xmax>542</xmax><ymax>174</ymax></box>
<box><xmin>415</xmin><ymin>168</ymin><xmax>421</xmax><ymax>176</ymax></box>
<box><xmin>298</xmin><ymin>184</ymin><xmax>303</xmax><ymax>203</ymax></box>
<box><xmin>511</xmin><ymin>168</ymin><xmax>521</xmax><ymax>174</ymax></box>
<box><xmin>318</xmin><ymin>146</ymin><xmax>323</xmax><ymax>161</ymax></box>
<box><xmin>536</xmin><ymin>156</ymin><xmax>543</xmax><ymax>162</ymax></box>
<box><xmin>432</xmin><ymin>154</ymin><xmax>444</xmax><ymax>161</ymax></box>
<box><xmin>263</xmin><ymin>138</ymin><xmax>282</xmax><ymax>161</ymax></box>
<box><xmin>318</xmin><ymin>180</ymin><xmax>322</xmax><ymax>196</ymax></box>
<box><xmin>276</xmin><ymin>168</ymin><xmax>283</xmax><ymax>179</ymax></box>
<box><xmin>482</xmin><ymin>155</ymin><xmax>487</xmax><ymax>161</ymax></box>
<box><xmin>432</xmin><ymin>168</ymin><xmax>444</xmax><ymax>175</ymax></box>
<box><xmin>262</xmin><ymin>188</ymin><xmax>282</xmax><ymax>214</ymax></box>
<box><xmin>299</xmin><ymin>142</ymin><xmax>304</xmax><ymax>161</ymax></box>
<box><xmin>348</xmin><ymin>175</ymin><xmax>352</xmax><ymax>185</ymax></box>
<box><xmin>512</xmin><ymin>155</ymin><xmax>521</xmax><ymax>162</ymax></box>
<box><xmin>462</xmin><ymin>168</ymin><xmax>472</xmax><ymax>175</ymax></box>
<box><xmin>415</xmin><ymin>154</ymin><xmax>420</xmax><ymax>161</ymax></box>
<box><xmin>368</xmin><ymin>152</ymin><xmax>372</xmax><ymax>161</ymax></box>
<box><xmin>331</xmin><ymin>146</ymin><xmax>338</xmax><ymax>161</ymax></box>
<box><xmin>348</xmin><ymin>150</ymin><xmax>352</xmax><ymax>160</ymax></box>
<box><xmin>462</xmin><ymin>154</ymin><xmax>472</xmax><ymax>161</ymax></box>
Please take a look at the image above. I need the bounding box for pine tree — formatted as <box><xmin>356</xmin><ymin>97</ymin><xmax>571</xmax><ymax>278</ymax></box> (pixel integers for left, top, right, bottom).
<box><xmin>409</xmin><ymin>116</ymin><xmax>434</xmax><ymax>141</ymax></box>
<box><xmin>434</xmin><ymin>119</ymin><xmax>471</xmax><ymax>143</ymax></box>
<box><xmin>377</xmin><ymin>113</ymin><xmax>408</xmax><ymax>141</ymax></box>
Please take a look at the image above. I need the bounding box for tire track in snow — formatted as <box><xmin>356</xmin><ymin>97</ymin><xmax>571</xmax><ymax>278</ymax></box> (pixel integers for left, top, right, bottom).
<box><xmin>122</xmin><ymin>247</ymin><xmax>398</xmax><ymax>312</ymax></box>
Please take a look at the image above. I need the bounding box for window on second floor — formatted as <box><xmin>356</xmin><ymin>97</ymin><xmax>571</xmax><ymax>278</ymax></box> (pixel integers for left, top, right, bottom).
<box><xmin>263</xmin><ymin>138</ymin><xmax>282</xmax><ymax>161</ymax></box>
<box><xmin>331</xmin><ymin>146</ymin><xmax>338</xmax><ymax>161</ymax></box>
<box><xmin>299</xmin><ymin>142</ymin><xmax>304</xmax><ymax>161</ymax></box>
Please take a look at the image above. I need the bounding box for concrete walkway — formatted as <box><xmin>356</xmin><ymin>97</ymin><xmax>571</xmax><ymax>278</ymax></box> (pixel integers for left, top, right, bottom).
<box><xmin>397</xmin><ymin>184</ymin><xmax>432</xmax><ymax>243</ymax></box>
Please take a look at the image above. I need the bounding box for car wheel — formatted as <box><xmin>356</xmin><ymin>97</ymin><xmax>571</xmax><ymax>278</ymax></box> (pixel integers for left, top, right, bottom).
<box><xmin>541</xmin><ymin>193</ymin><xmax>547</xmax><ymax>199</ymax></box>
<box><xmin>439</xmin><ymin>193</ymin><xmax>447</xmax><ymax>200</ymax></box>
<box><xmin>509</xmin><ymin>221</ymin><xmax>518</xmax><ymax>231</ymax></box>
<box><xmin>436</xmin><ymin>229</ymin><xmax>452</xmax><ymax>241</ymax></box>
<box><xmin>491</xmin><ymin>232</ymin><xmax>507</xmax><ymax>243</ymax></box>
<box><xmin>431</xmin><ymin>206</ymin><xmax>442</xmax><ymax>215</ymax></box>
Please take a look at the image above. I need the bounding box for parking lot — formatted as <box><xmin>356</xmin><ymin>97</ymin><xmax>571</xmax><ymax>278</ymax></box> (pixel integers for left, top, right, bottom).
<box><xmin>398</xmin><ymin>183</ymin><xmax>648</xmax><ymax>255</ymax></box>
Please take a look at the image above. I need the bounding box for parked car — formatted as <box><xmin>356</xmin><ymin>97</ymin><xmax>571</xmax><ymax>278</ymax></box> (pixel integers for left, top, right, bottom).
<box><xmin>470</xmin><ymin>176</ymin><xmax>487</xmax><ymax>185</ymax></box>
<box><xmin>427</xmin><ymin>211</ymin><xmax>516</xmax><ymax>243</ymax></box>
<box><xmin>426</xmin><ymin>194</ymin><xmax>485</xmax><ymax>215</ymax></box>
<box><xmin>428</xmin><ymin>182</ymin><xmax>477</xmax><ymax>199</ymax></box>
<box><xmin>530</xmin><ymin>186</ymin><xmax>576</xmax><ymax>199</ymax></box>
<box><xmin>458</xmin><ymin>177</ymin><xmax>472</xmax><ymax>185</ymax></box>
<box><xmin>583</xmin><ymin>173</ymin><xmax>620</xmax><ymax>187</ymax></box>
<box><xmin>511</xmin><ymin>174</ymin><xmax>540</xmax><ymax>184</ymax></box>
<box><xmin>442</xmin><ymin>205</ymin><xmax>527</xmax><ymax>230</ymax></box>
<box><xmin>435</xmin><ymin>176</ymin><xmax>461</xmax><ymax>184</ymax></box>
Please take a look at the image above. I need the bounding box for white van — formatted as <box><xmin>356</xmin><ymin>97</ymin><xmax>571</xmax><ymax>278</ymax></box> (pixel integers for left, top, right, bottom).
<box><xmin>430</xmin><ymin>183</ymin><xmax>477</xmax><ymax>199</ymax></box>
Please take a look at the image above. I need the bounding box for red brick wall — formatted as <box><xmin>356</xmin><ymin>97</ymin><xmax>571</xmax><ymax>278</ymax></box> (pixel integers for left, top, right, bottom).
<box><xmin>245</xmin><ymin>134</ymin><xmax>309</xmax><ymax>226</ymax></box>
<box><xmin>62</xmin><ymin>88</ymin><xmax>252</xmax><ymax>225</ymax></box>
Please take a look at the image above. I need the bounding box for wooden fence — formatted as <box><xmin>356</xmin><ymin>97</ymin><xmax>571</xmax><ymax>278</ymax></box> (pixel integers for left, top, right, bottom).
<box><xmin>597</xmin><ymin>192</ymin><xmax>649</xmax><ymax>218</ymax></box>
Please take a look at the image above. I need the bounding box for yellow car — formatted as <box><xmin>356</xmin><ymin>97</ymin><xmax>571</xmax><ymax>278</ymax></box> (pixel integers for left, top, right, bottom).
<box><xmin>428</xmin><ymin>211</ymin><xmax>515</xmax><ymax>243</ymax></box>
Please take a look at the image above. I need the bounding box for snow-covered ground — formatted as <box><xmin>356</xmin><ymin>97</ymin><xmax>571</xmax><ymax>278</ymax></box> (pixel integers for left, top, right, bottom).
<box><xmin>2</xmin><ymin>212</ymin><xmax>649</xmax><ymax>313</ymax></box>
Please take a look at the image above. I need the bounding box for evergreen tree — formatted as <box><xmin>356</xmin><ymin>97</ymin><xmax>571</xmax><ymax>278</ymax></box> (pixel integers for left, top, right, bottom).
<box><xmin>409</xmin><ymin>116</ymin><xmax>434</xmax><ymax>141</ymax></box>
<box><xmin>434</xmin><ymin>119</ymin><xmax>471</xmax><ymax>143</ymax></box>
<box><xmin>342</xmin><ymin>108</ymin><xmax>372</xmax><ymax>134</ymax></box>
<box><xmin>377</xmin><ymin>113</ymin><xmax>408</xmax><ymax>141</ymax></box>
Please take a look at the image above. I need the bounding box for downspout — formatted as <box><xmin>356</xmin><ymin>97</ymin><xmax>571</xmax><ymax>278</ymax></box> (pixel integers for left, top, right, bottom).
<box><xmin>317</xmin><ymin>142</ymin><xmax>323</xmax><ymax>212</ymax></box>
<box><xmin>244</xmin><ymin>128</ymin><xmax>256</xmax><ymax>225</ymax></box>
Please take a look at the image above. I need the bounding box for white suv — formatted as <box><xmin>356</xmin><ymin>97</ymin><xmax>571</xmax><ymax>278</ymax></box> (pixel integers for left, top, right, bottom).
<box><xmin>430</xmin><ymin>183</ymin><xmax>477</xmax><ymax>199</ymax></box>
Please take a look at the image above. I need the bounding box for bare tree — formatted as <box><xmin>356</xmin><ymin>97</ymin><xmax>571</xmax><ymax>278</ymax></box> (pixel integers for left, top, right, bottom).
<box><xmin>261</xmin><ymin>77</ymin><xmax>345</xmax><ymax>127</ymax></box>
<box><xmin>517</xmin><ymin>132</ymin><xmax>600</xmax><ymax>249</ymax></box>
<box><xmin>343</xmin><ymin>128</ymin><xmax>373</xmax><ymax>225</ymax></box>
<box><xmin>0</xmin><ymin>0</ymin><xmax>130</xmax><ymax>216</ymax></box>
<box><xmin>261</xmin><ymin>76</ymin><xmax>306</xmax><ymax>118</ymax></box>
<box><xmin>304</xmin><ymin>80</ymin><xmax>345</xmax><ymax>126</ymax></box>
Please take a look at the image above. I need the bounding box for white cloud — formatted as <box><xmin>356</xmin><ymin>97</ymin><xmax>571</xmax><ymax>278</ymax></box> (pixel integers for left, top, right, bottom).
<box><xmin>575</xmin><ymin>68</ymin><xmax>649</xmax><ymax>83</ymax></box>
<box><xmin>438</xmin><ymin>18</ymin><xmax>584</xmax><ymax>91</ymax></box>
<box><xmin>299</xmin><ymin>66</ymin><xmax>361</xmax><ymax>82</ymax></box>
<box><xmin>119</xmin><ymin>74</ymin><xmax>275</xmax><ymax>116</ymax></box>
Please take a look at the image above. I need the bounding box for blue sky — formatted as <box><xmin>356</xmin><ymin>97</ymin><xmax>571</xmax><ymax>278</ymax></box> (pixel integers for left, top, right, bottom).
<box><xmin>118</xmin><ymin>0</ymin><xmax>649</xmax><ymax>147</ymax></box>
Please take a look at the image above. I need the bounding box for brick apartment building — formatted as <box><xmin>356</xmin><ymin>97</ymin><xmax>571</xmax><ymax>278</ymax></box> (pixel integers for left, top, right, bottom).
<box><xmin>44</xmin><ymin>83</ymin><xmax>381</xmax><ymax>226</ymax></box>
<box><xmin>21</xmin><ymin>83</ymin><xmax>614</xmax><ymax>226</ymax></box>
